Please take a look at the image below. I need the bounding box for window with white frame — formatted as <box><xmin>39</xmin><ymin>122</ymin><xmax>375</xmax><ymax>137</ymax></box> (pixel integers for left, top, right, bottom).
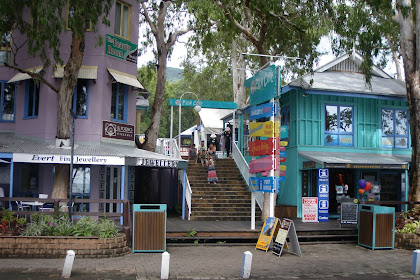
<box><xmin>72</xmin><ymin>166</ymin><xmax>90</xmax><ymax>212</ymax></box>
<box><xmin>111</xmin><ymin>82</ymin><xmax>128</xmax><ymax>122</ymax></box>
<box><xmin>0</xmin><ymin>81</ymin><xmax>15</xmax><ymax>121</ymax></box>
<box><xmin>24</xmin><ymin>79</ymin><xmax>40</xmax><ymax>118</ymax></box>
<box><xmin>381</xmin><ymin>108</ymin><xmax>409</xmax><ymax>148</ymax></box>
<box><xmin>0</xmin><ymin>32</ymin><xmax>11</xmax><ymax>66</ymax></box>
<box><xmin>114</xmin><ymin>0</ymin><xmax>131</xmax><ymax>39</ymax></box>
<box><xmin>324</xmin><ymin>105</ymin><xmax>353</xmax><ymax>146</ymax></box>
<box><xmin>71</xmin><ymin>80</ymin><xmax>89</xmax><ymax>118</ymax></box>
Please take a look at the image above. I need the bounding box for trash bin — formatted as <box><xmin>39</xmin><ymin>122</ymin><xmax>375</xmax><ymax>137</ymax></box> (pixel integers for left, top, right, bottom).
<box><xmin>132</xmin><ymin>204</ymin><xmax>166</xmax><ymax>252</ymax></box>
<box><xmin>358</xmin><ymin>204</ymin><xmax>395</xmax><ymax>250</ymax></box>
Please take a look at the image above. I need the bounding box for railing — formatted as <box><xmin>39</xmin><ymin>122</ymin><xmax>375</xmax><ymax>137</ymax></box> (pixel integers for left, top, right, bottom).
<box><xmin>232</xmin><ymin>142</ymin><xmax>263</xmax><ymax>210</ymax></box>
<box><xmin>0</xmin><ymin>197</ymin><xmax>133</xmax><ymax>248</ymax></box>
<box><xmin>185</xmin><ymin>174</ymin><xmax>192</xmax><ymax>220</ymax></box>
<box><xmin>156</xmin><ymin>138</ymin><xmax>181</xmax><ymax>158</ymax></box>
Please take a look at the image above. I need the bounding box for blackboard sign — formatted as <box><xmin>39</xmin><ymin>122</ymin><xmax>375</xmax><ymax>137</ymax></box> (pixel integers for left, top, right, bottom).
<box><xmin>340</xmin><ymin>203</ymin><xmax>358</xmax><ymax>225</ymax></box>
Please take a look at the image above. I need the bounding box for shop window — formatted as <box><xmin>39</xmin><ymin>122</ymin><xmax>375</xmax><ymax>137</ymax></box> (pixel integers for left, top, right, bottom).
<box><xmin>72</xmin><ymin>166</ymin><xmax>90</xmax><ymax>212</ymax></box>
<box><xmin>18</xmin><ymin>163</ymin><xmax>39</xmax><ymax>197</ymax></box>
<box><xmin>114</xmin><ymin>0</ymin><xmax>131</xmax><ymax>39</ymax></box>
<box><xmin>281</xmin><ymin>105</ymin><xmax>290</xmax><ymax>141</ymax></box>
<box><xmin>0</xmin><ymin>32</ymin><xmax>11</xmax><ymax>66</ymax></box>
<box><xmin>71</xmin><ymin>80</ymin><xmax>89</xmax><ymax>118</ymax></box>
<box><xmin>111</xmin><ymin>82</ymin><xmax>128</xmax><ymax>122</ymax></box>
<box><xmin>324</xmin><ymin>105</ymin><xmax>353</xmax><ymax>146</ymax></box>
<box><xmin>66</xmin><ymin>2</ymin><xmax>92</xmax><ymax>31</ymax></box>
<box><xmin>0</xmin><ymin>81</ymin><xmax>15</xmax><ymax>122</ymax></box>
<box><xmin>381</xmin><ymin>108</ymin><xmax>409</xmax><ymax>148</ymax></box>
<box><xmin>24</xmin><ymin>79</ymin><xmax>40</xmax><ymax>118</ymax></box>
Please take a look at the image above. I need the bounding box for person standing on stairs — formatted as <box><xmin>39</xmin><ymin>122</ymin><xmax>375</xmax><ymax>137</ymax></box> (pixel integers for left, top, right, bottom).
<box><xmin>198</xmin><ymin>140</ymin><xmax>208</xmax><ymax>166</ymax></box>
<box><xmin>223</xmin><ymin>126</ymin><xmax>232</xmax><ymax>157</ymax></box>
<box><xmin>207</xmin><ymin>159</ymin><xmax>218</xmax><ymax>184</ymax></box>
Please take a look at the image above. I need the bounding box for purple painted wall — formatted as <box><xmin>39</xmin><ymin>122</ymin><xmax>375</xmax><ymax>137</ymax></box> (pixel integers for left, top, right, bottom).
<box><xmin>0</xmin><ymin>0</ymin><xmax>140</xmax><ymax>142</ymax></box>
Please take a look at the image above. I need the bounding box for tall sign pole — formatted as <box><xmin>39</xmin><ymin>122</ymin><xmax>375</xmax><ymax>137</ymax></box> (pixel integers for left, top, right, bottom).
<box><xmin>69</xmin><ymin>110</ymin><xmax>77</xmax><ymax>222</ymax></box>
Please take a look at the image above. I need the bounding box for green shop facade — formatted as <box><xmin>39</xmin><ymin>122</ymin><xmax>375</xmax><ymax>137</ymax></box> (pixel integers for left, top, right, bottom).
<box><xmin>238</xmin><ymin>53</ymin><xmax>411</xmax><ymax>219</ymax></box>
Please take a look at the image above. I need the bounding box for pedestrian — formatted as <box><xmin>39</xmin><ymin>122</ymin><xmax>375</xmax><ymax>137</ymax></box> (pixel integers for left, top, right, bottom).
<box><xmin>198</xmin><ymin>140</ymin><xmax>208</xmax><ymax>166</ymax></box>
<box><xmin>188</xmin><ymin>144</ymin><xmax>197</xmax><ymax>162</ymax></box>
<box><xmin>223</xmin><ymin>126</ymin><xmax>232</xmax><ymax>157</ymax></box>
<box><xmin>208</xmin><ymin>144</ymin><xmax>217</xmax><ymax>160</ymax></box>
<box><xmin>207</xmin><ymin>159</ymin><xmax>218</xmax><ymax>184</ymax></box>
<box><xmin>220</xmin><ymin>134</ymin><xmax>225</xmax><ymax>157</ymax></box>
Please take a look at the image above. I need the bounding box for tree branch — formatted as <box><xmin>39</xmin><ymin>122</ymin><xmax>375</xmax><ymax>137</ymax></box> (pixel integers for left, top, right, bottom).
<box><xmin>167</xmin><ymin>28</ymin><xmax>192</xmax><ymax>49</ymax></box>
<box><xmin>141</xmin><ymin>2</ymin><xmax>158</xmax><ymax>36</ymax></box>
<box><xmin>4</xmin><ymin>62</ymin><xmax>59</xmax><ymax>93</ymax></box>
<box><xmin>268</xmin><ymin>10</ymin><xmax>304</xmax><ymax>33</ymax></box>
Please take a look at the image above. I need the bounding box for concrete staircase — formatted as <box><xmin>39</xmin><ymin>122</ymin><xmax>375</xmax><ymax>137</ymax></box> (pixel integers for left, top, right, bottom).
<box><xmin>187</xmin><ymin>158</ymin><xmax>261</xmax><ymax>221</ymax></box>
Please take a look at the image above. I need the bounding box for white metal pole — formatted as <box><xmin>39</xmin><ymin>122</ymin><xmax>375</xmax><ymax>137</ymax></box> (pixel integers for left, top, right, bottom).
<box><xmin>251</xmin><ymin>192</ymin><xmax>255</xmax><ymax>230</ymax></box>
<box><xmin>170</xmin><ymin>106</ymin><xmax>173</xmax><ymax>157</ymax></box>
<box><xmin>233</xmin><ymin>109</ymin><xmax>236</xmax><ymax>144</ymax></box>
<box><xmin>179</xmin><ymin>100</ymin><xmax>182</xmax><ymax>156</ymax></box>
<box><xmin>269</xmin><ymin>98</ymin><xmax>275</xmax><ymax>217</ymax></box>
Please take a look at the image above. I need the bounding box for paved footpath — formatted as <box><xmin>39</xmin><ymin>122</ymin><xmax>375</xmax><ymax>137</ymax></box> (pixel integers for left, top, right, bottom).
<box><xmin>0</xmin><ymin>243</ymin><xmax>419</xmax><ymax>280</ymax></box>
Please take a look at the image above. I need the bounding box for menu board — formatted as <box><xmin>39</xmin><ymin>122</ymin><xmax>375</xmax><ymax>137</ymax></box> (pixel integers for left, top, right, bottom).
<box><xmin>340</xmin><ymin>203</ymin><xmax>358</xmax><ymax>225</ymax></box>
<box><xmin>256</xmin><ymin>217</ymin><xmax>279</xmax><ymax>252</ymax></box>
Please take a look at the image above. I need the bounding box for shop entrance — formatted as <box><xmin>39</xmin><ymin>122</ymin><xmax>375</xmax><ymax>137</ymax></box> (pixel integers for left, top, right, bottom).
<box><xmin>328</xmin><ymin>169</ymin><xmax>355</xmax><ymax>216</ymax></box>
<box><xmin>100</xmin><ymin>166</ymin><xmax>121</xmax><ymax>213</ymax></box>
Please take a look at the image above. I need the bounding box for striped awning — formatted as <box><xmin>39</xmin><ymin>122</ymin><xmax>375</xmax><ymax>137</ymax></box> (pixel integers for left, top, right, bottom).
<box><xmin>53</xmin><ymin>65</ymin><xmax>98</xmax><ymax>79</ymax></box>
<box><xmin>7</xmin><ymin>66</ymin><xmax>43</xmax><ymax>83</ymax></box>
<box><xmin>107</xmin><ymin>68</ymin><xmax>144</xmax><ymax>89</ymax></box>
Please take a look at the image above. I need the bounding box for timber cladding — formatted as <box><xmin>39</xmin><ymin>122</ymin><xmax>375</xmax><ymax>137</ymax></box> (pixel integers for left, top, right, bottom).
<box><xmin>359</xmin><ymin>211</ymin><xmax>373</xmax><ymax>247</ymax></box>
<box><xmin>0</xmin><ymin>233</ymin><xmax>130</xmax><ymax>258</ymax></box>
<box><xmin>133</xmin><ymin>211</ymin><xmax>166</xmax><ymax>251</ymax></box>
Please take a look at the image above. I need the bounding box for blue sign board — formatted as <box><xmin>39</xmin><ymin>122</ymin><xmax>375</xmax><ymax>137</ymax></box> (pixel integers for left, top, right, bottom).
<box><xmin>244</xmin><ymin>65</ymin><xmax>281</xmax><ymax>106</ymax></box>
<box><xmin>168</xmin><ymin>98</ymin><xmax>237</xmax><ymax>109</ymax></box>
<box><xmin>280</xmin><ymin>125</ymin><xmax>288</xmax><ymax>139</ymax></box>
<box><xmin>249</xmin><ymin>101</ymin><xmax>279</xmax><ymax>121</ymax></box>
<box><xmin>248</xmin><ymin>176</ymin><xmax>285</xmax><ymax>193</ymax></box>
<box><xmin>318</xmin><ymin>169</ymin><xmax>329</xmax><ymax>222</ymax></box>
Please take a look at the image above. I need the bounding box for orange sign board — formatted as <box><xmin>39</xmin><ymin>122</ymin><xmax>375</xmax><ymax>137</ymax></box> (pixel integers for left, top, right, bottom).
<box><xmin>249</xmin><ymin>138</ymin><xmax>285</xmax><ymax>156</ymax></box>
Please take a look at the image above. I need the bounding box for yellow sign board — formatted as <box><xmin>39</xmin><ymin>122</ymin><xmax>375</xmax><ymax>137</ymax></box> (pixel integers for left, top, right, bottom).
<box><xmin>256</xmin><ymin>217</ymin><xmax>279</xmax><ymax>251</ymax></box>
<box><xmin>249</xmin><ymin>121</ymin><xmax>280</xmax><ymax>137</ymax></box>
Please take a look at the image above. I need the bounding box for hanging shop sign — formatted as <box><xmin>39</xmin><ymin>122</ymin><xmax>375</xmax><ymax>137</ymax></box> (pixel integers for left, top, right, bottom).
<box><xmin>256</xmin><ymin>217</ymin><xmax>279</xmax><ymax>251</ymax></box>
<box><xmin>102</xmin><ymin>120</ymin><xmax>135</xmax><ymax>141</ymax></box>
<box><xmin>249</xmin><ymin>138</ymin><xmax>285</xmax><ymax>156</ymax></box>
<box><xmin>13</xmin><ymin>153</ymin><xmax>125</xmax><ymax>165</ymax></box>
<box><xmin>105</xmin><ymin>34</ymin><xmax>137</xmax><ymax>64</ymax></box>
<box><xmin>245</xmin><ymin>65</ymin><xmax>281</xmax><ymax>106</ymax></box>
<box><xmin>135</xmin><ymin>158</ymin><xmax>178</xmax><ymax>168</ymax></box>
<box><xmin>317</xmin><ymin>169</ymin><xmax>329</xmax><ymax>222</ymax></box>
<box><xmin>302</xmin><ymin>197</ymin><xmax>318</xmax><ymax>223</ymax></box>
<box><xmin>249</xmin><ymin>155</ymin><xmax>286</xmax><ymax>174</ymax></box>
<box><xmin>249</xmin><ymin>121</ymin><xmax>280</xmax><ymax>138</ymax></box>
<box><xmin>249</xmin><ymin>101</ymin><xmax>279</xmax><ymax>121</ymax></box>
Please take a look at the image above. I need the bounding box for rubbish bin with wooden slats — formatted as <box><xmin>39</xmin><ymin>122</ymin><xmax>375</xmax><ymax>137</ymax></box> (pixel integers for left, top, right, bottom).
<box><xmin>132</xmin><ymin>204</ymin><xmax>166</xmax><ymax>252</ymax></box>
<box><xmin>358</xmin><ymin>204</ymin><xmax>395</xmax><ymax>250</ymax></box>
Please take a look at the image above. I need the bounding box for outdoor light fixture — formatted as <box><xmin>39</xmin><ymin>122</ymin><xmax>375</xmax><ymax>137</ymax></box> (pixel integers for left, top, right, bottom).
<box><xmin>178</xmin><ymin>92</ymin><xmax>201</xmax><ymax>153</ymax></box>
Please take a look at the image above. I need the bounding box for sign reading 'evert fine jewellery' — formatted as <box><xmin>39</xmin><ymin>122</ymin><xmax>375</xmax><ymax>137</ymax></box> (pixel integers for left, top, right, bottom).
<box><xmin>105</xmin><ymin>34</ymin><xmax>137</xmax><ymax>64</ymax></box>
<box><xmin>13</xmin><ymin>154</ymin><xmax>125</xmax><ymax>165</ymax></box>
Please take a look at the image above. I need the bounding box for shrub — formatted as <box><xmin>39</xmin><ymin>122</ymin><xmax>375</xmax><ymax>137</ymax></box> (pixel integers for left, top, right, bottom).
<box><xmin>0</xmin><ymin>209</ymin><xmax>26</xmax><ymax>236</ymax></box>
<box><xmin>395</xmin><ymin>206</ymin><xmax>420</xmax><ymax>235</ymax></box>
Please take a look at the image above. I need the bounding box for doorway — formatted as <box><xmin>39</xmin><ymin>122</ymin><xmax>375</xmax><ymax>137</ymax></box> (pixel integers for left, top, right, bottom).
<box><xmin>100</xmin><ymin>166</ymin><xmax>121</xmax><ymax>213</ymax></box>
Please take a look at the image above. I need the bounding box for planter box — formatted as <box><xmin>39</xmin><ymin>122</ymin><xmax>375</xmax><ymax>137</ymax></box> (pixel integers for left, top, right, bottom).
<box><xmin>395</xmin><ymin>232</ymin><xmax>420</xmax><ymax>250</ymax></box>
<box><xmin>0</xmin><ymin>233</ymin><xmax>130</xmax><ymax>258</ymax></box>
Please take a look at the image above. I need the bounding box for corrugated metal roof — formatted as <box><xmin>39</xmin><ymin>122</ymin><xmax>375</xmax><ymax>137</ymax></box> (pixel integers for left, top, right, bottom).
<box><xmin>0</xmin><ymin>133</ymin><xmax>185</xmax><ymax>165</ymax></box>
<box><xmin>299</xmin><ymin>151</ymin><xmax>410</xmax><ymax>166</ymax></box>
<box><xmin>288</xmin><ymin>71</ymin><xmax>406</xmax><ymax>97</ymax></box>
<box><xmin>107</xmin><ymin>68</ymin><xmax>144</xmax><ymax>89</ymax></box>
<box><xmin>53</xmin><ymin>65</ymin><xmax>98</xmax><ymax>79</ymax></box>
<box><xmin>7</xmin><ymin>66</ymin><xmax>43</xmax><ymax>83</ymax></box>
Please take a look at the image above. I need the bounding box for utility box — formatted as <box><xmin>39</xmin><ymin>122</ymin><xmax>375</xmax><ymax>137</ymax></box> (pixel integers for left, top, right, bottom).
<box><xmin>132</xmin><ymin>204</ymin><xmax>166</xmax><ymax>252</ymax></box>
<box><xmin>358</xmin><ymin>204</ymin><xmax>395</xmax><ymax>250</ymax></box>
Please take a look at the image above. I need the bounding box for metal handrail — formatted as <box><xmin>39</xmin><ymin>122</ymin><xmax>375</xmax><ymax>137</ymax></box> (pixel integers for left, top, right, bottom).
<box><xmin>185</xmin><ymin>174</ymin><xmax>192</xmax><ymax>220</ymax></box>
<box><xmin>232</xmin><ymin>142</ymin><xmax>263</xmax><ymax>210</ymax></box>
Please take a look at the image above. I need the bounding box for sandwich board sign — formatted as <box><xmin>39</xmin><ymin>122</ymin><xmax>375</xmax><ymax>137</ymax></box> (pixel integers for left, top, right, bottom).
<box><xmin>272</xmin><ymin>218</ymin><xmax>302</xmax><ymax>257</ymax></box>
<box><xmin>256</xmin><ymin>217</ymin><xmax>279</xmax><ymax>252</ymax></box>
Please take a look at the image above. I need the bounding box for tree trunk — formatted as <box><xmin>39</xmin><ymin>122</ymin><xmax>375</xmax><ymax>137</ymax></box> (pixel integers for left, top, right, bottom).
<box><xmin>231</xmin><ymin>39</ymin><xmax>247</xmax><ymax>109</ymax></box>
<box><xmin>52</xmin><ymin>31</ymin><xmax>85</xmax><ymax>199</ymax></box>
<box><xmin>141</xmin><ymin>48</ymin><xmax>168</xmax><ymax>151</ymax></box>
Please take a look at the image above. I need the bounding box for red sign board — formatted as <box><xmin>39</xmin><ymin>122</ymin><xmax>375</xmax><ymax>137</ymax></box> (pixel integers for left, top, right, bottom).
<box><xmin>102</xmin><ymin>120</ymin><xmax>134</xmax><ymax>141</ymax></box>
<box><xmin>249</xmin><ymin>138</ymin><xmax>286</xmax><ymax>156</ymax></box>
<box><xmin>302</xmin><ymin>197</ymin><xmax>318</xmax><ymax>223</ymax></box>
<box><xmin>249</xmin><ymin>156</ymin><xmax>286</xmax><ymax>174</ymax></box>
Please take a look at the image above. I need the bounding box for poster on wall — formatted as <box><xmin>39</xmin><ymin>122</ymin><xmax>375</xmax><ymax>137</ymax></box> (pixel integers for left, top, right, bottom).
<box><xmin>256</xmin><ymin>217</ymin><xmax>279</xmax><ymax>252</ymax></box>
<box><xmin>318</xmin><ymin>169</ymin><xmax>329</xmax><ymax>222</ymax></box>
<box><xmin>302</xmin><ymin>197</ymin><xmax>318</xmax><ymax>223</ymax></box>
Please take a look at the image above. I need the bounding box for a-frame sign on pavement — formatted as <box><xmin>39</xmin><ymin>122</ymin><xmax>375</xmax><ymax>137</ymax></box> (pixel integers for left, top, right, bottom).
<box><xmin>272</xmin><ymin>218</ymin><xmax>302</xmax><ymax>257</ymax></box>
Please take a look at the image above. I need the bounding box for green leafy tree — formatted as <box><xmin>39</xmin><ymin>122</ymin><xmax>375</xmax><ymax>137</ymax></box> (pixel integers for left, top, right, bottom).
<box><xmin>0</xmin><ymin>0</ymin><xmax>113</xmax><ymax>199</ymax></box>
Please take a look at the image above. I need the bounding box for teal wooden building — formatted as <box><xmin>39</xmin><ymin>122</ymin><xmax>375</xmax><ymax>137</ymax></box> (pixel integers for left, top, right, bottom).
<box><xmin>239</xmin><ymin>53</ymin><xmax>411</xmax><ymax>219</ymax></box>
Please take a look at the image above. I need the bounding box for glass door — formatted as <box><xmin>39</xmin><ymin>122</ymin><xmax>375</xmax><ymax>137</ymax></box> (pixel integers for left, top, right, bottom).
<box><xmin>102</xmin><ymin>166</ymin><xmax>121</xmax><ymax>213</ymax></box>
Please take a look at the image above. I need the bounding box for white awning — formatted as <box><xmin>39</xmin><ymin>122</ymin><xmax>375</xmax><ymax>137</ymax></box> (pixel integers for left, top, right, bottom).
<box><xmin>107</xmin><ymin>68</ymin><xmax>144</xmax><ymax>89</ymax></box>
<box><xmin>53</xmin><ymin>65</ymin><xmax>98</xmax><ymax>79</ymax></box>
<box><xmin>198</xmin><ymin>108</ymin><xmax>232</xmax><ymax>133</ymax></box>
<box><xmin>7</xmin><ymin>66</ymin><xmax>43</xmax><ymax>83</ymax></box>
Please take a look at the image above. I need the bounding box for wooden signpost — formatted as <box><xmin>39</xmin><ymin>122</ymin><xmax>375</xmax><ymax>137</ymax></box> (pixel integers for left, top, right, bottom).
<box><xmin>249</xmin><ymin>121</ymin><xmax>280</xmax><ymax>138</ymax></box>
<box><xmin>272</xmin><ymin>218</ymin><xmax>302</xmax><ymax>257</ymax></box>
<box><xmin>249</xmin><ymin>155</ymin><xmax>286</xmax><ymax>174</ymax></box>
<box><xmin>256</xmin><ymin>217</ymin><xmax>279</xmax><ymax>252</ymax></box>
<box><xmin>249</xmin><ymin>138</ymin><xmax>285</xmax><ymax>156</ymax></box>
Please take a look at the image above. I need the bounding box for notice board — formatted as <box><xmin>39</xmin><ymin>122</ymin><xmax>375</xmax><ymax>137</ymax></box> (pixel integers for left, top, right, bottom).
<box><xmin>340</xmin><ymin>203</ymin><xmax>358</xmax><ymax>225</ymax></box>
<box><xmin>256</xmin><ymin>217</ymin><xmax>279</xmax><ymax>252</ymax></box>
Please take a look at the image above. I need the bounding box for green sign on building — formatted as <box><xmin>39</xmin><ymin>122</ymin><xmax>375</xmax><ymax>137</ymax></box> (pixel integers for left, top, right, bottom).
<box><xmin>105</xmin><ymin>34</ymin><xmax>137</xmax><ymax>64</ymax></box>
<box><xmin>244</xmin><ymin>65</ymin><xmax>281</xmax><ymax>106</ymax></box>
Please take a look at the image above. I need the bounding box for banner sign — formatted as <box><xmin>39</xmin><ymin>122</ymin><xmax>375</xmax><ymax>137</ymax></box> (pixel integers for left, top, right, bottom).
<box><xmin>168</xmin><ymin>98</ymin><xmax>237</xmax><ymax>109</ymax></box>
<box><xmin>245</xmin><ymin>65</ymin><xmax>281</xmax><ymax>106</ymax></box>
<box><xmin>249</xmin><ymin>101</ymin><xmax>279</xmax><ymax>121</ymax></box>
<box><xmin>256</xmin><ymin>217</ymin><xmax>279</xmax><ymax>251</ymax></box>
<box><xmin>102</xmin><ymin>120</ymin><xmax>135</xmax><ymax>141</ymax></box>
<box><xmin>105</xmin><ymin>34</ymin><xmax>137</xmax><ymax>64</ymax></box>
<box><xmin>302</xmin><ymin>197</ymin><xmax>319</xmax><ymax>223</ymax></box>
<box><xmin>249</xmin><ymin>138</ymin><xmax>285</xmax><ymax>156</ymax></box>
<box><xmin>249</xmin><ymin>121</ymin><xmax>280</xmax><ymax>137</ymax></box>
<box><xmin>249</xmin><ymin>156</ymin><xmax>286</xmax><ymax>174</ymax></box>
<box><xmin>248</xmin><ymin>176</ymin><xmax>284</xmax><ymax>192</ymax></box>
<box><xmin>13</xmin><ymin>153</ymin><xmax>125</xmax><ymax>165</ymax></box>
<box><xmin>318</xmin><ymin>169</ymin><xmax>329</xmax><ymax>222</ymax></box>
